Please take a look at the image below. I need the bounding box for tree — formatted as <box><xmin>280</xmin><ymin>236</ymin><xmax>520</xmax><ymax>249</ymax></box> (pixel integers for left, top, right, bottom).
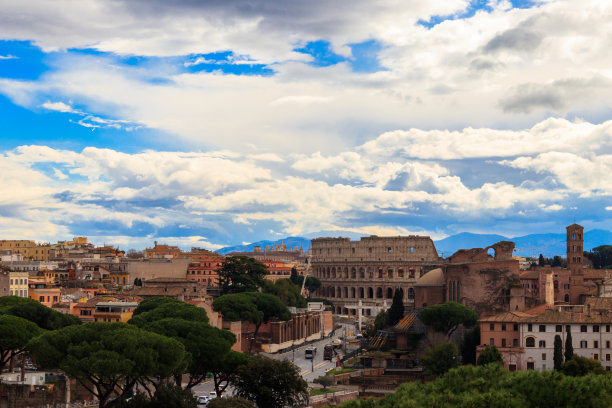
<box><xmin>460</xmin><ymin>326</ymin><xmax>480</xmax><ymax>365</ymax></box>
<box><xmin>421</xmin><ymin>342</ymin><xmax>458</xmax><ymax>376</ymax></box>
<box><xmin>538</xmin><ymin>254</ymin><xmax>545</xmax><ymax>266</ymax></box>
<box><xmin>129</xmin><ymin>298</ymin><xmax>209</xmax><ymax>326</ymax></box>
<box><xmin>126</xmin><ymin>249</ymin><xmax>144</xmax><ymax>259</ymax></box>
<box><xmin>554</xmin><ymin>334</ymin><xmax>563</xmax><ymax>370</ymax></box>
<box><xmin>477</xmin><ymin>345</ymin><xmax>503</xmax><ymax>366</ymax></box>
<box><xmin>207</xmin><ymin>397</ymin><xmax>255</xmax><ymax>408</ymax></box>
<box><xmin>584</xmin><ymin>245</ymin><xmax>612</xmax><ymax>269</ymax></box>
<box><xmin>374</xmin><ymin>310</ymin><xmax>389</xmax><ymax>331</ymax></box>
<box><xmin>109</xmin><ymin>383</ymin><xmax>197</xmax><ymax>408</ymax></box>
<box><xmin>0</xmin><ymin>314</ymin><xmax>43</xmax><ymax>373</ymax></box>
<box><xmin>29</xmin><ymin>322</ymin><xmax>186</xmax><ymax>408</ymax></box>
<box><xmin>232</xmin><ymin>355</ymin><xmax>308</xmax><ymax>408</ymax></box>
<box><xmin>133</xmin><ymin>318</ymin><xmax>236</xmax><ymax>388</ymax></box>
<box><xmin>291</xmin><ymin>275</ymin><xmax>322</xmax><ymax>296</ymax></box>
<box><xmin>218</xmin><ymin>256</ymin><xmax>269</xmax><ymax>294</ymax></box>
<box><xmin>0</xmin><ymin>296</ymin><xmax>80</xmax><ymax>330</ymax></box>
<box><xmin>210</xmin><ymin>351</ymin><xmax>251</xmax><ymax>398</ymax></box>
<box><xmin>388</xmin><ymin>289</ymin><xmax>404</xmax><ymax>326</ymax></box>
<box><xmin>565</xmin><ymin>330</ymin><xmax>574</xmax><ymax>361</ymax></box>
<box><xmin>262</xmin><ymin>279</ymin><xmax>307</xmax><ymax>308</ymax></box>
<box><xmin>313</xmin><ymin>375</ymin><xmax>333</xmax><ymax>392</ymax></box>
<box><xmin>560</xmin><ymin>355</ymin><xmax>606</xmax><ymax>376</ymax></box>
<box><xmin>213</xmin><ymin>292</ymin><xmax>291</xmax><ymax>354</ymax></box>
<box><xmin>418</xmin><ymin>302</ymin><xmax>478</xmax><ymax>339</ymax></box>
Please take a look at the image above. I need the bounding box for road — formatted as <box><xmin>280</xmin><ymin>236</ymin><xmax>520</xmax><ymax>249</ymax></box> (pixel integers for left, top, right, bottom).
<box><xmin>192</xmin><ymin>322</ymin><xmax>357</xmax><ymax>398</ymax></box>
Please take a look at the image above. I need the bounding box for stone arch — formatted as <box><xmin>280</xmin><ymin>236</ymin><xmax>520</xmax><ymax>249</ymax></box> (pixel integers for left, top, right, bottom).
<box><xmin>368</xmin><ymin>287</ymin><xmax>374</xmax><ymax>298</ymax></box>
<box><xmin>386</xmin><ymin>287</ymin><xmax>393</xmax><ymax>299</ymax></box>
<box><xmin>398</xmin><ymin>267</ymin><xmax>404</xmax><ymax>278</ymax></box>
<box><xmin>336</xmin><ymin>287</ymin><xmax>341</xmax><ymax>298</ymax></box>
<box><xmin>327</xmin><ymin>267</ymin><xmax>331</xmax><ymax>279</ymax></box>
<box><xmin>343</xmin><ymin>287</ymin><xmax>348</xmax><ymax>298</ymax></box>
<box><xmin>525</xmin><ymin>337</ymin><xmax>535</xmax><ymax>347</ymax></box>
<box><xmin>351</xmin><ymin>287</ymin><xmax>356</xmax><ymax>298</ymax></box>
<box><xmin>332</xmin><ymin>267</ymin><xmax>336</xmax><ymax>279</ymax></box>
<box><xmin>376</xmin><ymin>287</ymin><xmax>383</xmax><ymax>298</ymax></box>
<box><xmin>351</xmin><ymin>267</ymin><xmax>357</xmax><ymax>279</ymax></box>
<box><xmin>344</xmin><ymin>267</ymin><xmax>349</xmax><ymax>279</ymax></box>
<box><xmin>378</xmin><ymin>268</ymin><xmax>383</xmax><ymax>278</ymax></box>
<box><xmin>388</xmin><ymin>268</ymin><xmax>393</xmax><ymax>279</ymax></box>
<box><xmin>359</xmin><ymin>268</ymin><xmax>365</xmax><ymax>279</ymax></box>
<box><xmin>408</xmin><ymin>287</ymin><xmax>415</xmax><ymax>300</ymax></box>
<box><xmin>368</xmin><ymin>267</ymin><xmax>374</xmax><ymax>279</ymax></box>
<box><xmin>359</xmin><ymin>287</ymin><xmax>365</xmax><ymax>298</ymax></box>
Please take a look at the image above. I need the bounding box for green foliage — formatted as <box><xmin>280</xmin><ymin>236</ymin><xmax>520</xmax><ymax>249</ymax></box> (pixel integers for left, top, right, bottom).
<box><xmin>338</xmin><ymin>364</ymin><xmax>612</xmax><ymax>408</ymax></box>
<box><xmin>262</xmin><ymin>279</ymin><xmax>307</xmax><ymax>308</ymax></box>
<box><xmin>28</xmin><ymin>322</ymin><xmax>186</xmax><ymax>408</ymax></box>
<box><xmin>554</xmin><ymin>334</ymin><xmax>563</xmax><ymax>370</ymax></box>
<box><xmin>129</xmin><ymin>299</ymin><xmax>209</xmax><ymax>326</ymax></box>
<box><xmin>214</xmin><ymin>292</ymin><xmax>290</xmax><ymax>354</ymax></box>
<box><xmin>477</xmin><ymin>345</ymin><xmax>503</xmax><ymax>366</ymax></box>
<box><xmin>207</xmin><ymin>397</ymin><xmax>256</xmax><ymax>408</ymax></box>
<box><xmin>0</xmin><ymin>296</ymin><xmax>80</xmax><ymax>330</ymax></box>
<box><xmin>109</xmin><ymin>383</ymin><xmax>197</xmax><ymax>408</ymax></box>
<box><xmin>232</xmin><ymin>355</ymin><xmax>309</xmax><ymax>408</ymax></box>
<box><xmin>0</xmin><ymin>314</ymin><xmax>43</xmax><ymax>371</ymax></box>
<box><xmin>374</xmin><ymin>310</ymin><xmax>389</xmax><ymax>331</ymax></box>
<box><xmin>584</xmin><ymin>245</ymin><xmax>612</xmax><ymax>269</ymax></box>
<box><xmin>387</xmin><ymin>289</ymin><xmax>404</xmax><ymax>327</ymax></box>
<box><xmin>418</xmin><ymin>302</ymin><xmax>478</xmax><ymax>338</ymax></box>
<box><xmin>460</xmin><ymin>326</ymin><xmax>480</xmax><ymax>365</ymax></box>
<box><xmin>219</xmin><ymin>256</ymin><xmax>269</xmax><ymax>294</ymax></box>
<box><xmin>291</xmin><ymin>275</ymin><xmax>322</xmax><ymax>295</ymax></box>
<box><xmin>560</xmin><ymin>355</ymin><xmax>606</xmax><ymax>376</ymax></box>
<box><xmin>565</xmin><ymin>330</ymin><xmax>574</xmax><ymax>361</ymax></box>
<box><xmin>211</xmin><ymin>350</ymin><xmax>251</xmax><ymax>397</ymax></box>
<box><xmin>313</xmin><ymin>375</ymin><xmax>333</xmax><ymax>390</ymax></box>
<box><xmin>421</xmin><ymin>342</ymin><xmax>458</xmax><ymax>376</ymax></box>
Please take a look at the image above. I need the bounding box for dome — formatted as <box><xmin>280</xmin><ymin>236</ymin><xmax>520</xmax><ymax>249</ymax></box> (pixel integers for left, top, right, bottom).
<box><xmin>414</xmin><ymin>268</ymin><xmax>444</xmax><ymax>286</ymax></box>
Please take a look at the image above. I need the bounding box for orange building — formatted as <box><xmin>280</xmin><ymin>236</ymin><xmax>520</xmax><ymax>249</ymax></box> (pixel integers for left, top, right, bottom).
<box><xmin>28</xmin><ymin>281</ymin><xmax>61</xmax><ymax>307</ymax></box>
<box><xmin>262</xmin><ymin>260</ymin><xmax>293</xmax><ymax>282</ymax></box>
<box><xmin>144</xmin><ymin>243</ymin><xmax>183</xmax><ymax>259</ymax></box>
<box><xmin>187</xmin><ymin>253</ymin><xmax>224</xmax><ymax>286</ymax></box>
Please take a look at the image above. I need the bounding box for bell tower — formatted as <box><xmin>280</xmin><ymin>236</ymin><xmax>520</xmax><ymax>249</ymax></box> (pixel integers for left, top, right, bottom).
<box><xmin>566</xmin><ymin>224</ymin><xmax>584</xmax><ymax>274</ymax></box>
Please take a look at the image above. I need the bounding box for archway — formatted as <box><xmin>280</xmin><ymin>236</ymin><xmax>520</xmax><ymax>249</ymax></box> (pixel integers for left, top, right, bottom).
<box><xmin>368</xmin><ymin>287</ymin><xmax>374</xmax><ymax>298</ymax></box>
<box><xmin>386</xmin><ymin>288</ymin><xmax>393</xmax><ymax>299</ymax></box>
<box><xmin>376</xmin><ymin>287</ymin><xmax>383</xmax><ymax>298</ymax></box>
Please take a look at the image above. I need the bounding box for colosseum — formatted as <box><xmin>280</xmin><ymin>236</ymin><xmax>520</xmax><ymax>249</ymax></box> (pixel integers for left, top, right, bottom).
<box><xmin>311</xmin><ymin>236</ymin><xmax>444</xmax><ymax>316</ymax></box>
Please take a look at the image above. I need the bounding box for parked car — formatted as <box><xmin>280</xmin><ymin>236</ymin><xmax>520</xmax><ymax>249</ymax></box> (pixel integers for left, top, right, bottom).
<box><xmin>197</xmin><ymin>395</ymin><xmax>209</xmax><ymax>406</ymax></box>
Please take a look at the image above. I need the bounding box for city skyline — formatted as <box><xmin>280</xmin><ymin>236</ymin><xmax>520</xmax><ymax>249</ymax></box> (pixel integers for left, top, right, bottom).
<box><xmin>1</xmin><ymin>0</ymin><xmax>611</xmax><ymax>250</ymax></box>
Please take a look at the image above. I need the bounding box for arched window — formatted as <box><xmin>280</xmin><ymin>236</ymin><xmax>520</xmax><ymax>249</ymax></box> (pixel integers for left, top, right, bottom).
<box><xmin>408</xmin><ymin>287</ymin><xmax>415</xmax><ymax>300</ymax></box>
<box><xmin>359</xmin><ymin>287</ymin><xmax>365</xmax><ymax>298</ymax></box>
<box><xmin>564</xmin><ymin>294</ymin><xmax>570</xmax><ymax>302</ymax></box>
<box><xmin>387</xmin><ymin>288</ymin><xmax>393</xmax><ymax>299</ymax></box>
<box><xmin>350</xmin><ymin>287</ymin><xmax>356</xmax><ymax>298</ymax></box>
<box><xmin>376</xmin><ymin>287</ymin><xmax>383</xmax><ymax>298</ymax></box>
<box><xmin>351</xmin><ymin>268</ymin><xmax>357</xmax><ymax>279</ymax></box>
<box><xmin>332</xmin><ymin>267</ymin><xmax>336</xmax><ymax>279</ymax></box>
<box><xmin>336</xmin><ymin>287</ymin><xmax>341</xmax><ymax>298</ymax></box>
<box><xmin>525</xmin><ymin>337</ymin><xmax>535</xmax><ymax>347</ymax></box>
<box><xmin>368</xmin><ymin>287</ymin><xmax>374</xmax><ymax>298</ymax></box>
<box><xmin>388</xmin><ymin>269</ymin><xmax>393</xmax><ymax>279</ymax></box>
<box><xmin>343</xmin><ymin>287</ymin><xmax>348</xmax><ymax>298</ymax></box>
<box><xmin>359</xmin><ymin>268</ymin><xmax>365</xmax><ymax>279</ymax></box>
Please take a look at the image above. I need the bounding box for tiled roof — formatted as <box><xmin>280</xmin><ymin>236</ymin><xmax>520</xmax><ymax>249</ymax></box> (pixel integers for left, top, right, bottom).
<box><xmin>520</xmin><ymin>270</ymin><xmax>540</xmax><ymax>279</ymax></box>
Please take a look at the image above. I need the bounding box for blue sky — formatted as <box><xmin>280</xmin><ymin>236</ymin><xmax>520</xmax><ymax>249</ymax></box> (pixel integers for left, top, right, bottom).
<box><xmin>0</xmin><ymin>0</ymin><xmax>611</xmax><ymax>251</ymax></box>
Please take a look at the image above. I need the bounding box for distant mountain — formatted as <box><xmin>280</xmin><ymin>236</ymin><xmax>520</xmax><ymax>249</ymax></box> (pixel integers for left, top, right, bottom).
<box><xmin>217</xmin><ymin>229</ymin><xmax>612</xmax><ymax>259</ymax></box>
<box><xmin>433</xmin><ymin>232</ymin><xmax>508</xmax><ymax>258</ymax></box>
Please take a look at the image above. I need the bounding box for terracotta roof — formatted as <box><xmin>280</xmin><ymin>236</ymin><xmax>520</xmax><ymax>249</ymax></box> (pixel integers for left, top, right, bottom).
<box><xmin>479</xmin><ymin>311</ymin><xmax>535</xmax><ymax>322</ymax></box>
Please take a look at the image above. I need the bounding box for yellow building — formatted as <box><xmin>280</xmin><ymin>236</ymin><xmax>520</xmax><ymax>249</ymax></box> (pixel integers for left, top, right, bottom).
<box><xmin>0</xmin><ymin>240</ymin><xmax>51</xmax><ymax>261</ymax></box>
<box><xmin>8</xmin><ymin>271</ymin><xmax>29</xmax><ymax>297</ymax></box>
<box><xmin>93</xmin><ymin>301</ymin><xmax>139</xmax><ymax>322</ymax></box>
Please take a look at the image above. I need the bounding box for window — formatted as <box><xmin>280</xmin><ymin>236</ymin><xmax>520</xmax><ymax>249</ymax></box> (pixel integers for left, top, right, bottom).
<box><xmin>490</xmin><ymin>338</ymin><xmax>494</xmax><ymax>346</ymax></box>
<box><xmin>580</xmin><ymin>340</ymin><xmax>588</xmax><ymax>348</ymax></box>
<box><xmin>526</xmin><ymin>337</ymin><xmax>535</xmax><ymax>347</ymax></box>
<box><xmin>564</xmin><ymin>283</ymin><xmax>570</xmax><ymax>289</ymax></box>
<box><xmin>490</xmin><ymin>323</ymin><xmax>495</xmax><ymax>331</ymax></box>
<box><xmin>513</xmin><ymin>323</ymin><xmax>519</xmax><ymax>331</ymax></box>
<box><xmin>594</xmin><ymin>354</ymin><xmax>599</xmax><ymax>360</ymax></box>
<box><xmin>556</xmin><ymin>325</ymin><xmax>562</xmax><ymax>332</ymax></box>
<box><xmin>606</xmin><ymin>354</ymin><xmax>610</xmax><ymax>362</ymax></box>
<box><xmin>595</xmin><ymin>341</ymin><xmax>599</xmax><ymax>348</ymax></box>
<box><xmin>542</xmin><ymin>353</ymin><xmax>547</xmax><ymax>360</ymax></box>
<box><xmin>502</xmin><ymin>324</ymin><xmax>506</xmax><ymax>331</ymax></box>
<box><xmin>594</xmin><ymin>325</ymin><xmax>600</xmax><ymax>333</ymax></box>
<box><xmin>527</xmin><ymin>362</ymin><xmax>535</xmax><ymax>370</ymax></box>
<box><xmin>502</xmin><ymin>338</ymin><xmax>506</xmax><ymax>347</ymax></box>
<box><xmin>528</xmin><ymin>324</ymin><xmax>533</xmax><ymax>332</ymax></box>
<box><xmin>566</xmin><ymin>325</ymin><xmax>571</xmax><ymax>332</ymax></box>
<box><xmin>581</xmin><ymin>325</ymin><xmax>587</xmax><ymax>332</ymax></box>
<box><xmin>539</xmin><ymin>340</ymin><xmax>546</xmax><ymax>348</ymax></box>
<box><xmin>607</xmin><ymin>341</ymin><xmax>610</xmax><ymax>348</ymax></box>
<box><xmin>539</xmin><ymin>325</ymin><xmax>546</xmax><ymax>332</ymax></box>
<box><xmin>607</xmin><ymin>325</ymin><xmax>611</xmax><ymax>333</ymax></box>
<box><xmin>513</xmin><ymin>339</ymin><xmax>519</xmax><ymax>347</ymax></box>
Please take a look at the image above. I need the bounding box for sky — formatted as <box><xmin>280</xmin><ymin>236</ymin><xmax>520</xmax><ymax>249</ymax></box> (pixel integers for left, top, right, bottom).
<box><xmin>0</xmin><ymin>0</ymin><xmax>611</xmax><ymax>251</ymax></box>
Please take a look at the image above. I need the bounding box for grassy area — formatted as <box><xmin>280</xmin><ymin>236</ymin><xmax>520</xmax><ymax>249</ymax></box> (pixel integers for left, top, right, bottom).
<box><xmin>311</xmin><ymin>388</ymin><xmax>340</xmax><ymax>396</ymax></box>
<box><xmin>327</xmin><ymin>368</ymin><xmax>355</xmax><ymax>375</ymax></box>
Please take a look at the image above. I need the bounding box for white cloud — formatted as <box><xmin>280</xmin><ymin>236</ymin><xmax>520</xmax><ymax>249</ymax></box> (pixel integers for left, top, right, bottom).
<box><xmin>0</xmin><ymin>54</ymin><xmax>18</xmax><ymax>60</ymax></box>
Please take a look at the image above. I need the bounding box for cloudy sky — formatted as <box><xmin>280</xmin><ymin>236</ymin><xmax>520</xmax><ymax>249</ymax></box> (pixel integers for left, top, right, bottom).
<box><xmin>0</xmin><ymin>0</ymin><xmax>611</xmax><ymax>250</ymax></box>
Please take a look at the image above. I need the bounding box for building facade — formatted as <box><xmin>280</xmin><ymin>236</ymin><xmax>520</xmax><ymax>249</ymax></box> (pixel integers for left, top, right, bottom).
<box><xmin>311</xmin><ymin>236</ymin><xmax>443</xmax><ymax>316</ymax></box>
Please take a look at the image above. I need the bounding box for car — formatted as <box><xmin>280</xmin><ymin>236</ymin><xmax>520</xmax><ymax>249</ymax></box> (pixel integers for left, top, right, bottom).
<box><xmin>197</xmin><ymin>395</ymin><xmax>209</xmax><ymax>405</ymax></box>
<box><xmin>209</xmin><ymin>391</ymin><xmax>218</xmax><ymax>399</ymax></box>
